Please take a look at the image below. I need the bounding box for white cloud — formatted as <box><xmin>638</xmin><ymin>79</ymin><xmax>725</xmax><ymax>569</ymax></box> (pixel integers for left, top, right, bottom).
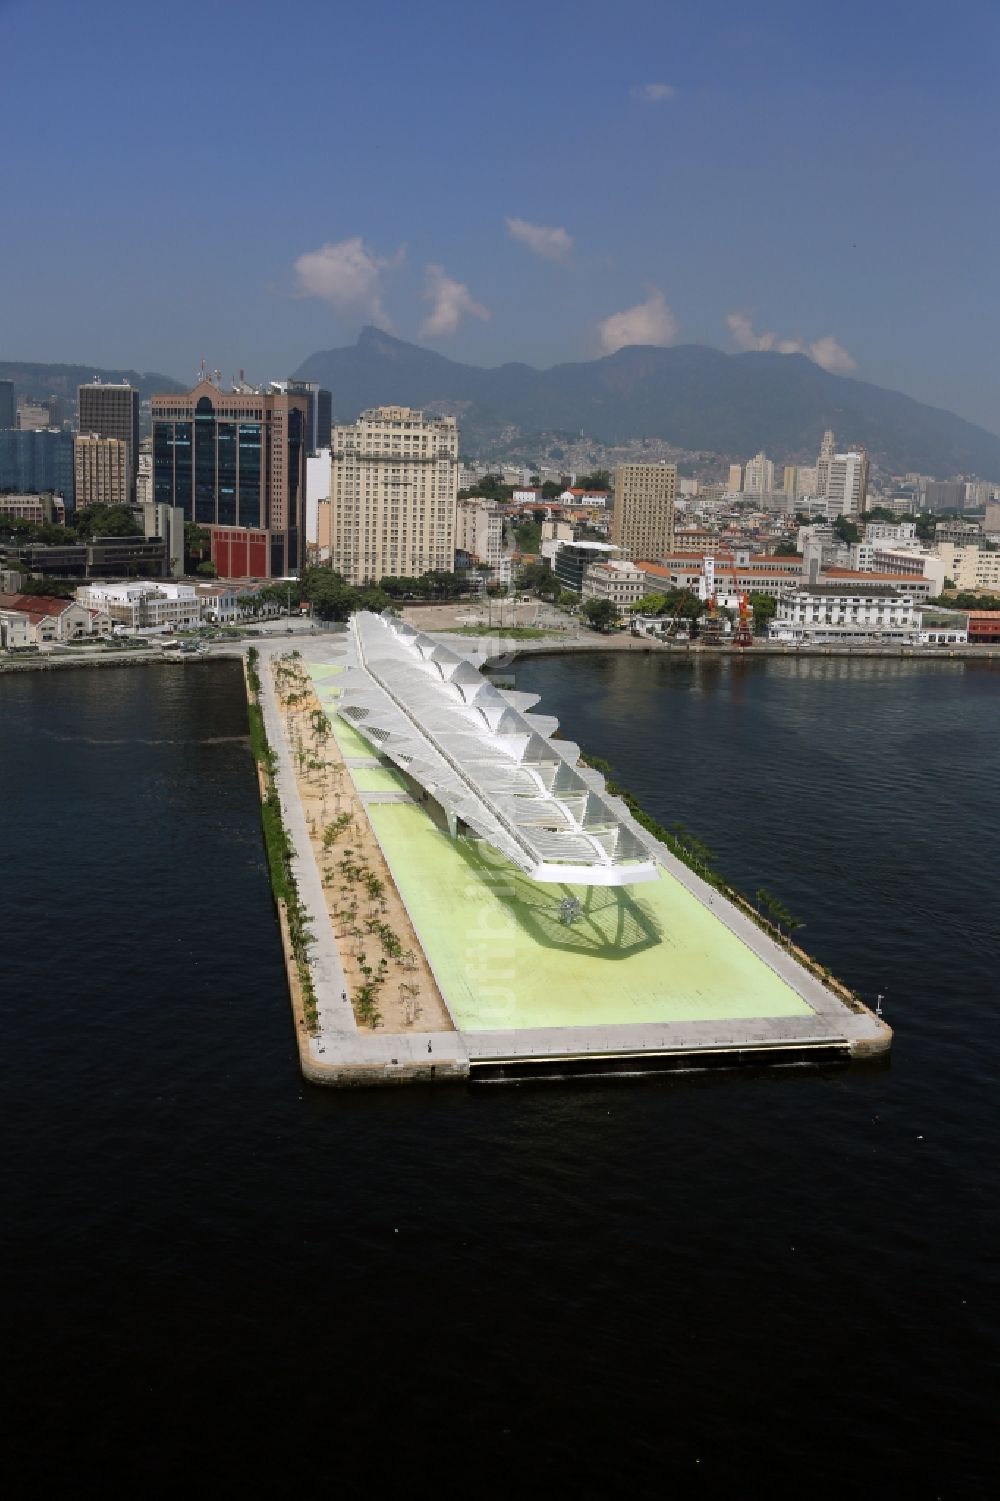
<box><xmin>421</xmin><ymin>264</ymin><xmax>490</xmax><ymax>337</ymax></box>
<box><xmin>726</xmin><ymin>311</ymin><xmax>770</xmax><ymax>351</ymax></box>
<box><xmin>726</xmin><ymin>311</ymin><xmax>856</xmax><ymax>373</ymax></box>
<box><xmin>599</xmin><ymin>289</ymin><xmax>679</xmax><ymax>353</ymax></box>
<box><xmin>505</xmin><ymin>216</ymin><xmax>573</xmax><ymax>263</ymax></box>
<box><xmin>631</xmin><ymin>82</ymin><xmax>676</xmax><ymax>103</ymax></box>
<box><xmin>293</xmin><ymin>236</ymin><xmax>403</xmax><ymax>325</ymax></box>
<box><xmin>807</xmin><ymin>334</ymin><xmax>857</xmax><ymax>374</ymax></box>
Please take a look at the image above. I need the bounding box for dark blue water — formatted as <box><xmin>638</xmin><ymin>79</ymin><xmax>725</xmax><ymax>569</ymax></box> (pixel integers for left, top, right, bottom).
<box><xmin>2</xmin><ymin>657</ymin><xmax>997</xmax><ymax>1498</ymax></box>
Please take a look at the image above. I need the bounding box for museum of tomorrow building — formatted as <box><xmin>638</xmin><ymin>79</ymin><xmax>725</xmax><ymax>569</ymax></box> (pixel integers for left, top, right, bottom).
<box><xmin>330</xmin><ymin>611</ymin><xmax>660</xmax><ymax>886</ymax></box>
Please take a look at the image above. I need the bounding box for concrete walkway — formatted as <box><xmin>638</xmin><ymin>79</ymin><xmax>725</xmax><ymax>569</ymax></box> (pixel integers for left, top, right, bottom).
<box><xmin>257</xmin><ymin>643</ymin><xmax>470</xmax><ymax>1081</ymax></box>
<box><xmin>257</xmin><ymin>643</ymin><xmax>355</xmax><ymax>1037</ymax></box>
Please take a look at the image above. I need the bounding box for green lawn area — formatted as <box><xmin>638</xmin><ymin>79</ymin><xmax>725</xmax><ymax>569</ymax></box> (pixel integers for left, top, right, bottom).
<box><xmin>366</xmin><ymin>801</ymin><xmax>814</xmax><ymax>1032</ymax></box>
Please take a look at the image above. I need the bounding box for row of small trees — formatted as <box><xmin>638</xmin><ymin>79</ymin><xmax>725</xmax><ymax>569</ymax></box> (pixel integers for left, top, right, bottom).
<box><xmin>277</xmin><ymin>652</ymin><xmax>421</xmax><ymax>1031</ymax></box>
<box><xmin>246</xmin><ymin>647</ymin><xmax>319</xmax><ymax>1031</ymax></box>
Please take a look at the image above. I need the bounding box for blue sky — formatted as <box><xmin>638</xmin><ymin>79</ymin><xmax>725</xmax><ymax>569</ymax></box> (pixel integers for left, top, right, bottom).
<box><xmin>4</xmin><ymin>0</ymin><xmax>999</xmax><ymax>430</ymax></box>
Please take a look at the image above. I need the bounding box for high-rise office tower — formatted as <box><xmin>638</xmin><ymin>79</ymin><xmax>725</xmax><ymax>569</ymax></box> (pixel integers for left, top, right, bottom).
<box><xmin>743</xmin><ymin>451</ymin><xmax>775</xmax><ymax>496</ymax></box>
<box><xmin>151</xmin><ymin>378</ymin><xmax>308</xmax><ymax>578</ymax></box>
<box><xmin>270</xmin><ymin>380</ymin><xmax>332</xmax><ymax>454</ymax></box>
<box><xmin>78</xmin><ymin>380</ymin><xmax>140</xmax><ymax>500</ymax></box>
<box><xmin>816</xmin><ymin>428</ymin><xmax>836</xmax><ymax>497</ymax></box>
<box><xmin>824</xmin><ymin>450</ymin><xmax>869</xmax><ymax>516</ymax></box>
<box><xmin>74</xmin><ymin>434</ymin><xmax>130</xmax><ymax>508</ymax></box>
<box><xmin>610</xmin><ymin>462</ymin><xmax>677</xmax><ymax>560</ymax></box>
<box><xmin>329</xmin><ymin>406</ymin><xmax>459</xmax><ymax>584</ymax></box>
<box><xmin>0</xmin><ymin>379</ymin><xmax>15</xmax><ymax>430</ymax></box>
<box><xmin>314</xmin><ymin>387</ymin><xmax>333</xmax><ymax>451</ymax></box>
<box><xmin>727</xmin><ymin>463</ymin><xmax>743</xmax><ymax>493</ymax></box>
<box><xmin>814</xmin><ymin>427</ymin><xmax>868</xmax><ymax>514</ymax></box>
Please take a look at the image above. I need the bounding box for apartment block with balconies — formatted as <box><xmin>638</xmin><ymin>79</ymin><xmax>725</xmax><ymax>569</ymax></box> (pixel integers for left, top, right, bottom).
<box><xmin>330</xmin><ymin>406</ymin><xmax>458</xmax><ymax>584</ymax></box>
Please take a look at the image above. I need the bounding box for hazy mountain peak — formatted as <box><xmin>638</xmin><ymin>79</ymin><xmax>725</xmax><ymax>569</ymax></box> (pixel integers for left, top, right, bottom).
<box><xmin>299</xmin><ymin>334</ymin><xmax>995</xmax><ymax>475</ymax></box>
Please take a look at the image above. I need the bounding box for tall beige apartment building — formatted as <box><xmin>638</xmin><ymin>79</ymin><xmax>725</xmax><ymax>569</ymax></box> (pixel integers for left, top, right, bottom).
<box><xmin>74</xmin><ymin>433</ymin><xmax>129</xmax><ymax>508</ymax></box>
<box><xmin>79</xmin><ymin>380</ymin><xmax>140</xmax><ymax>500</ymax></box>
<box><xmin>329</xmin><ymin>406</ymin><xmax>459</xmax><ymax>584</ymax></box>
<box><xmin>611</xmin><ymin>462</ymin><xmax>677</xmax><ymax>561</ymax></box>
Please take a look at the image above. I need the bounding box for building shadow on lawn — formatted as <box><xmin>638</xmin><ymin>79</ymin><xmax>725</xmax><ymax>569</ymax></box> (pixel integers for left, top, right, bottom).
<box><xmin>452</xmin><ymin>834</ymin><xmax>661</xmax><ymax>960</ymax></box>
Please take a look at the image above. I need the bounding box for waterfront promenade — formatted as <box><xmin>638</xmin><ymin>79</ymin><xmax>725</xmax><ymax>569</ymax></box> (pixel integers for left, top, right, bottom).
<box><xmin>256</xmin><ymin>639</ymin><xmax>469</xmax><ymax>1084</ymax></box>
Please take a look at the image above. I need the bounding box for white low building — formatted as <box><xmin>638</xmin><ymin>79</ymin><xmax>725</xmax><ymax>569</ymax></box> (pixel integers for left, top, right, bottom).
<box><xmin>194</xmin><ymin>582</ymin><xmax>243</xmax><ymax>622</ymax></box>
<box><xmin>0</xmin><ymin>592</ymin><xmax>102</xmax><ymax>645</ymax></box>
<box><xmin>769</xmin><ymin>583</ymin><xmax>918</xmax><ymax>643</ymax></box>
<box><xmin>582</xmin><ymin>559</ymin><xmax>647</xmax><ymax>616</ymax></box>
<box><xmin>917</xmin><ymin>610</ymin><xmax>968</xmax><ymax>645</ymax></box>
<box><xmin>849</xmin><ymin>540</ymin><xmax>946</xmax><ymax>595</ymax></box>
<box><xmin>76</xmin><ymin>580</ymin><xmax>202</xmax><ymax>630</ymax></box>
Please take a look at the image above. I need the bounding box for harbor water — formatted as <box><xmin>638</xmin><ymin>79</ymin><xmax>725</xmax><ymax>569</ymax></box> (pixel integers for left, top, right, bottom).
<box><xmin>2</xmin><ymin>655</ymin><xmax>996</xmax><ymax>1497</ymax></box>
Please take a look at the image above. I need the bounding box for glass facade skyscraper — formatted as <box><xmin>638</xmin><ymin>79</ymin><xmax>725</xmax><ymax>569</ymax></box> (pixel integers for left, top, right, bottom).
<box><xmin>0</xmin><ymin>379</ymin><xmax>15</xmax><ymax>431</ymax></box>
<box><xmin>151</xmin><ymin>381</ymin><xmax>307</xmax><ymax>578</ymax></box>
<box><xmin>0</xmin><ymin>429</ymin><xmax>75</xmax><ymax>506</ymax></box>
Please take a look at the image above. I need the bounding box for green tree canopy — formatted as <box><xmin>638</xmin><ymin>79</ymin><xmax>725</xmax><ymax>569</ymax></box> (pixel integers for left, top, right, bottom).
<box><xmin>581</xmin><ymin>597</ymin><xmax>619</xmax><ymax>631</ymax></box>
<box><xmin>634</xmin><ymin>592</ymin><xmax>669</xmax><ymax>615</ymax></box>
<box><xmin>75</xmin><ymin>505</ymin><xmax>142</xmax><ymax>539</ymax></box>
<box><xmin>832</xmin><ymin>516</ymin><xmax>860</xmax><ymax>544</ymax></box>
<box><xmin>512</xmin><ymin>520</ymin><xmax>542</xmax><ymax>554</ymax></box>
<box><xmin>749</xmin><ymin>592</ymin><xmax>777</xmax><ymax>632</ymax></box>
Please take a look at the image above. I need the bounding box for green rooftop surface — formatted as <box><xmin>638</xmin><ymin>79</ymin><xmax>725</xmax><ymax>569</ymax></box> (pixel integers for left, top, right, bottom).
<box><xmin>366</xmin><ymin>801</ymin><xmax>814</xmax><ymax>1031</ymax></box>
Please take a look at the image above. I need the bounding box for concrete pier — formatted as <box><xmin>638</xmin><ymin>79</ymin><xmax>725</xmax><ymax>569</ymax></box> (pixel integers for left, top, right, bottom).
<box><xmin>252</xmin><ymin>635</ymin><xmax>891</xmax><ymax>1087</ymax></box>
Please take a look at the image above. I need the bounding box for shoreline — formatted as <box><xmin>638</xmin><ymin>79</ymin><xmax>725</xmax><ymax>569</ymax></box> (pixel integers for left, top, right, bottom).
<box><xmin>484</xmin><ymin>636</ymin><xmax>1000</xmax><ymax>664</ymax></box>
<box><xmin>4</xmin><ymin>631</ymin><xmax>1000</xmax><ymax>678</ymax></box>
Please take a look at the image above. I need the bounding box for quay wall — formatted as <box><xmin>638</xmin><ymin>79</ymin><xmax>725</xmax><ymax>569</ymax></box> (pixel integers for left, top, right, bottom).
<box><xmin>489</xmin><ymin>638</ymin><xmax>1000</xmax><ymax>664</ymax></box>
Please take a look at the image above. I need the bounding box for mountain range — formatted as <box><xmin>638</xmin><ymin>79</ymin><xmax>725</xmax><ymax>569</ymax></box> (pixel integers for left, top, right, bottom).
<box><xmin>6</xmin><ymin>338</ymin><xmax>997</xmax><ymax>480</ymax></box>
<box><xmin>294</xmin><ymin>328</ymin><xmax>1000</xmax><ymax>479</ymax></box>
<box><xmin>0</xmin><ymin>361</ymin><xmax>185</xmax><ymax>409</ymax></box>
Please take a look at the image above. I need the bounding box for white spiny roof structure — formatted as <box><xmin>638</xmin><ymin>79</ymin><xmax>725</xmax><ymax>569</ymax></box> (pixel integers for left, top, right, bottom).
<box><xmin>328</xmin><ymin>611</ymin><xmax>660</xmax><ymax>886</ymax></box>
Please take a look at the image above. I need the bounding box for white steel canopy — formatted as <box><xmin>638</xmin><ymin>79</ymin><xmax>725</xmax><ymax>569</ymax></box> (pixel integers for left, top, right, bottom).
<box><xmin>329</xmin><ymin>611</ymin><xmax>660</xmax><ymax>886</ymax></box>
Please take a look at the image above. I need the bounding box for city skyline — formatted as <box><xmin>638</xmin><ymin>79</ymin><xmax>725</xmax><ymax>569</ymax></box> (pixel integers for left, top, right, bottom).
<box><xmin>2</xmin><ymin>0</ymin><xmax>998</xmax><ymax>431</ymax></box>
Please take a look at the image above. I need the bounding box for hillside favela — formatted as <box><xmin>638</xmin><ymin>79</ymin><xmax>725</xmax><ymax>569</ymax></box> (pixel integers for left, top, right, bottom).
<box><xmin>3</xmin><ymin>4</ymin><xmax>997</xmax><ymax>1498</ymax></box>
